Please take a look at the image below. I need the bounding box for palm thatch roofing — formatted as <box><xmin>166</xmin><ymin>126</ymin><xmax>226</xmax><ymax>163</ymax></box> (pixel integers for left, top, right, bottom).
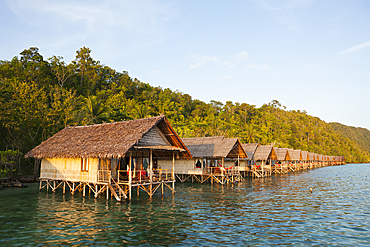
<box><xmin>318</xmin><ymin>154</ymin><xmax>323</xmax><ymax>161</ymax></box>
<box><xmin>274</xmin><ymin>147</ymin><xmax>290</xmax><ymax>161</ymax></box>
<box><xmin>241</xmin><ymin>143</ymin><xmax>259</xmax><ymax>160</ymax></box>
<box><xmin>254</xmin><ymin>145</ymin><xmax>277</xmax><ymax>161</ymax></box>
<box><xmin>25</xmin><ymin>115</ymin><xmax>191</xmax><ymax>159</ymax></box>
<box><xmin>181</xmin><ymin>136</ymin><xmax>247</xmax><ymax>159</ymax></box>
<box><xmin>290</xmin><ymin>150</ymin><xmax>302</xmax><ymax>161</ymax></box>
<box><xmin>308</xmin><ymin>152</ymin><xmax>315</xmax><ymax>161</ymax></box>
<box><xmin>301</xmin><ymin>151</ymin><xmax>309</xmax><ymax>161</ymax></box>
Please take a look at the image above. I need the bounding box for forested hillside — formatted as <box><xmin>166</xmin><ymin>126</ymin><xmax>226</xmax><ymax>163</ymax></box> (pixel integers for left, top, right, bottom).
<box><xmin>0</xmin><ymin>47</ymin><xmax>369</xmax><ymax>176</ymax></box>
<box><xmin>330</xmin><ymin>123</ymin><xmax>370</xmax><ymax>155</ymax></box>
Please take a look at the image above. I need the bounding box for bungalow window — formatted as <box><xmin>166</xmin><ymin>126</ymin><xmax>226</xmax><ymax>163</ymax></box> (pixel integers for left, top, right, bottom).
<box><xmin>195</xmin><ymin>159</ymin><xmax>202</xmax><ymax>168</ymax></box>
<box><xmin>81</xmin><ymin>158</ymin><xmax>89</xmax><ymax>172</ymax></box>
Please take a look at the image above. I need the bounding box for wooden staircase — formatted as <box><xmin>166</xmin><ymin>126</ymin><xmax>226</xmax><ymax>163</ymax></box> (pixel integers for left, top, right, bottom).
<box><xmin>109</xmin><ymin>178</ymin><xmax>127</xmax><ymax>201</ymax></box>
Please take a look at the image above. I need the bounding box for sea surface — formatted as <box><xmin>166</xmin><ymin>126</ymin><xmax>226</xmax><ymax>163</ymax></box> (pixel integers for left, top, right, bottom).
<box><xmin>1</xmin><ymin>164</ymin><xmax>370</xmax><ymax>246</ymax></box>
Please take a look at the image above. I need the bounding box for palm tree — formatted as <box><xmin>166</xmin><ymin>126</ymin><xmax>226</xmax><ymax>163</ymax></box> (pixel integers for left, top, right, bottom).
<box><xmin>83</xmin><ymin>95</ymin><xmax>110</xmax><ymax>124</ymax></box>
<box><xmin>132</xmin><ymin>104</ymin><xmax>150</xmax><ymax>119</ymax></box>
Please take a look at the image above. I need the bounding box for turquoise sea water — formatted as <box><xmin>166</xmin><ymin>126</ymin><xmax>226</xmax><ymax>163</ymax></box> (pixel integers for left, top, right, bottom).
<box><xmin>1</xmin><ymin>164</ymin><xmax>370</xmax><ymax>246</ymax></box>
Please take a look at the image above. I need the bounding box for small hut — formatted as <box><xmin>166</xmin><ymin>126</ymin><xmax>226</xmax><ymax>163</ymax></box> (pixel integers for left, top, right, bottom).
<box><xmin>25</xmin><ymin>116</ymin><xmax>191</xmax><ymax>201</ymax></box>
<box><xmin>273</xmin><ymin>147</ymin><xmax>290</xmax><ymax>174</ymax></box>
<box><xmin>317</xmin><ymin>153</ymin><xmax>322</xmax><ymax>167</ymax></box>
<box><xmin>289</xmin><ymin>149</ymin><xmax>302</xmax><ymax>171</ymax></box>
<box><xmin>301</xmin><ymin>151</ymin><xmax>309</xmax><ymax>170</ymax></box>
<box><xmin>308</xmin><ymin>152</ymin><xmax>315</xmax><ymax>169</ymax></box>
<box><xmin>240</xmin><ymin>143</ymin><xmax>259</xmax><ymax>177</ymax></box>
<box><xmin>253</xmin><ymin>144</ymin><xmax>277</xmax><ymax>177</ymax></box>
<box><xmin>159</xmin><ymin>136</ymin><xmax>247</xmax><ymax>184</ymax></box>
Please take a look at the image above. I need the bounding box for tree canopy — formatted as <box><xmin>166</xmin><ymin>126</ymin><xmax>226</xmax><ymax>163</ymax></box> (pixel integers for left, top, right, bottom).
<box><xmin>0</xmin><ymin>47</ymin><xmax>369</xmax><ymax>176</ymax></box>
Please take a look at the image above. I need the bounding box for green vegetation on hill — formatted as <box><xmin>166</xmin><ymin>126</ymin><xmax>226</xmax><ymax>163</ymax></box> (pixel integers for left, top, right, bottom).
<box><xmin>0</xmin><ymin>47</ymin><xmax>369</xmax><ymax>176</ymax></box>
<box><xmin>330</xmin><ymin>123</ymin><xmax>370</xmax><ymax>155</ymax></box>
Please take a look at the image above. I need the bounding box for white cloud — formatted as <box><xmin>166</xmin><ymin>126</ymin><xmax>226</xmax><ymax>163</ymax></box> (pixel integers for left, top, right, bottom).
<box><xmin>236</xmin><ymin>51</ymin><xmax>249</xmax><ymax>60</ymax></box>
<box><xmin>339</xmin><ymin>40</ymin><xmax>370</xmax><ymax>54</ymax></box>
<box><xmin>188</xmin><ymin>55</ymin><xmax>219</xmax><ymax>69</ymax></box>
<box><xmin>244</xmin><ymin>63</ymin><xmax>270</xmax><ymax>70</ymax></box>
<box><xmin>256</xmin><ymin>0</ymin><xmax>314</xmax><ymax>29</ymax></box>
<box><xmin>6</xmin><ymin>0</ymin><xmax>178</xmax><ymax>56</ymax></box>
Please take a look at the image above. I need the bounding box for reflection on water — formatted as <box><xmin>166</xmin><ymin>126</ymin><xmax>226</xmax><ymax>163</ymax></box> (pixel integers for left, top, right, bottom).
<box><xmin>1</xmin><ymin>164</ymin><xmax>370</xmax><ymax>246</ymax></box>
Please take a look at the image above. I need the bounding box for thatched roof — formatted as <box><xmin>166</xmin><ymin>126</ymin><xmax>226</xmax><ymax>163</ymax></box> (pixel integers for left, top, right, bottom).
<box><xmin>290</xmin><ymin>150</ymin><xmax>302</xmax><ymax>161</ymax></box>
<box><xmin>182</xmin><ymin>136</ymin><xmax>247</xmax><ymax>159</ymax></box>
<box><xmin>254</xmin><ymin>145</ymin><xmax>277</xmax><ymax>161</ymax></box>
<box><xmin>318</xmin><ymin>154</ymin><xmax>323</xmax><ymax>161</ymax></box>
<box><xmin>301</xmin><ymin>151</ymin><xmax>309</xmax><ymax>161</ymax></box>
<box><xmin>314</xmin><ymin>153</ymin><xmax>319</xmax><ymax>161</ymax></box>
<box><xmin>274</xmin><ymin>147</ymin><xmax>290</xmax><ymax>161</ymax></box>
<box><xmin>308</xmin><ymin>152</ymin><xmax>315</xmax><ymax>161</ymax></box>
<box><xmin>242</xmin><ymin>143</ymin><xmax>258</xmax><ymax>160</ymax></box>
<box><xmin>25</xmin><ymin>116</ymin><xmax>191</xmax><ymax>159</ymax></box>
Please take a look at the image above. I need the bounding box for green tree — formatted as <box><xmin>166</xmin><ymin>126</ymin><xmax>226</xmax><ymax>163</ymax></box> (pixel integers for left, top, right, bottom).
<box><xmin>82</xmin><ymin>95</ymin><xmax>110</xmax><ymax>124</ymax></box>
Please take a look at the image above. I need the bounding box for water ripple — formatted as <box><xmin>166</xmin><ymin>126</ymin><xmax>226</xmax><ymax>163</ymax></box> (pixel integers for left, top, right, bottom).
<box><xmin>0</xmin><ymin>164</ymin><xmax>370</xmax><ymax>246</ymax></box>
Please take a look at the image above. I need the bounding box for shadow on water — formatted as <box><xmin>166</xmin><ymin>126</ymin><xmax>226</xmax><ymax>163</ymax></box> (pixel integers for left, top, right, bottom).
<box><xmin>1</xmin><ymin>164</ymin><xmax>370</xmax><ymax>246</ymax></box>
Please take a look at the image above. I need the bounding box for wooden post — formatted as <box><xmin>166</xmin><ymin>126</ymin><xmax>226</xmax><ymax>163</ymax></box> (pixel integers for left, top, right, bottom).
<box><xmin>172</xmin><ymin>152</ymin><xmax>175</xmax><ymax>193</ymax></box>
<box><xmin>63</xmin><ymin>181</ymin><xmax>66</xmax><ymax>194</ymax></box>
<box><xmin>83</xmin><ymin>184</ymin><xmax>86</xmax><ymax>197</ymax></box>
<box><xmin>150</xmin><ymin>149</ymin><xmax>153</xmax><ymax>198</ymax></box>
<box><xmin>129</xmin><ymin>152</ymin><xmax>132</xmax><ymax>200</ymax></box>
<box><xmin>106</xmin><ymin>185</ymin><xmax>109</xmax><ymax>200</ymax></box>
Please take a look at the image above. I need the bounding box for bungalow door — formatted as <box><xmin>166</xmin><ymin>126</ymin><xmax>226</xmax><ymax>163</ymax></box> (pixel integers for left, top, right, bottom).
<box><xmin>98</xmin><ymin>158</ymin><xmax>111</xmax><ymax>183</ymax></box>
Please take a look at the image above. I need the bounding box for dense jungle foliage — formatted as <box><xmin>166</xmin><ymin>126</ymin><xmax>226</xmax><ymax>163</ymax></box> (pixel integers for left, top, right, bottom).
<box><xmin>0</xmin><ymin>47</ymin><xmax>369</xmax><ymax>176</ymax></box>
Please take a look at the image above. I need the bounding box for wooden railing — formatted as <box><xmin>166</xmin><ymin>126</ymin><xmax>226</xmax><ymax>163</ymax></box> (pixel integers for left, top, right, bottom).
<box><xmin>205</xmin><ymin>166</ymin><xmax>240</xmax><ymax>176</ymax></box>
<box><xmin>115</xmin><ymin>169</ymin><xmax>174</xmax><ymax>184</ymax></box>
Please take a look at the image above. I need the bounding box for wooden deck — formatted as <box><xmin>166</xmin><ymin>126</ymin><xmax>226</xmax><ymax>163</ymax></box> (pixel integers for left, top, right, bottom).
<box><xmin>39</xmin><ymin>168</ymin><xmax>175</xmax><ymax>202</ymax></box>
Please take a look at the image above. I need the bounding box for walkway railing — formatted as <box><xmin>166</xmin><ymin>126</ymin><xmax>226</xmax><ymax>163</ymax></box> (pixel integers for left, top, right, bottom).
<box><xmin>205</xmin><ymin>166</ymin><xmax>240</xmax><ymax>176</ymax></box>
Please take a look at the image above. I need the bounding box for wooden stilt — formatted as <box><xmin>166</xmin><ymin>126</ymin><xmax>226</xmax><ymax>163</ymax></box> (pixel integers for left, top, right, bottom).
<box><xmin>106</xmin><ymin>185</ymin><xmax>109</xmax><ymax>200</ymax></box>
<box><xmin>129</xmin><ymin>151</ymin><xmax>132</xmax><ymax>200</ymax></box>
<box><xmin>150</xmin><ymin>149</ymin><xmax>153</xmax><ymax>198</ymax></box>
<box><xmin>172</xmin><ymin>152</ymin><xmax>175</xmax><ymax>194</ymax></box>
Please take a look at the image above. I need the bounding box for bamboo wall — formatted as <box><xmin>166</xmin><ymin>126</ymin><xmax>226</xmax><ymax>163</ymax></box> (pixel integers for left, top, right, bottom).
<box><xmin>40</xmin><ymin>157</ymin><xmax>99</xmax><ymax>183</ymax></box>
<box><xmin>158</xmin><ymin>159</ymin><xmax>202</xmax><ymax>174</ymax></box>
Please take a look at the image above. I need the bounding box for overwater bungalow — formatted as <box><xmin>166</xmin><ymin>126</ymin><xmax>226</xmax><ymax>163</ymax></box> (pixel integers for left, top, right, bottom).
<box><xmin>273</xmin><ymin>147</ymin><xmax>290</xmax><ymax>174</ymax></box>
<box><xmin>318</xmin><ymin>154</ymin><xmax>324</xmax><ymax>167</ymax></box>
<box><xmin>289</xmin><ymin>149</ymin><xmax>302</xmax><ymax>171</ymax></box>
<box><xmin>159</xmin><ymin>136</ymin><xmax>247</xmax><ymax>184</ymax></box>
<box><xmin>240</xmin><ymin>143</ymin><xmax>259</xmax><ymax>177</ymax></box>
<box><xmin>301</xmin><ymin>151</ymin><xmax>309</xmax><ymax>170</ymax></box>
<box><xmin>25</xmin><ymin>116</ymin><xmax>191</xmax><ymax>201</ymax></box>
<box><xmin>253</xmin><ymin>144</ymin><xmax>277</xmax><ymax>178</ymax></box>
<box><xmin>308</xmin><ymin>152</ymin><xmax>315</xmax><ymax>169</ymax></box>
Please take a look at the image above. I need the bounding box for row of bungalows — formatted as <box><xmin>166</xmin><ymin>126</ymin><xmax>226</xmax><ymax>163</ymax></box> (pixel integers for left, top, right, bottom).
<box><xmin>25</xmin><ymin>116</ymin><xmax>346</xmax><ymax>201</ymax></box>
<box><xmin>237</xmin><ymin>145</ymin><xmax>345</xmax><ymax>178</ymax></box>
<box><xmin>159</xmin><ymin>136</ymin><xmax>247</xmax><ymax>184</ymax></box>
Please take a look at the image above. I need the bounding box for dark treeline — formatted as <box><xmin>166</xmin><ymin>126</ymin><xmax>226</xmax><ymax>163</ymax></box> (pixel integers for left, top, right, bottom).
<box><xmin>1</xmin><ymin>47</ymin><xmax>369</xmax><ymax>176</ymax></box>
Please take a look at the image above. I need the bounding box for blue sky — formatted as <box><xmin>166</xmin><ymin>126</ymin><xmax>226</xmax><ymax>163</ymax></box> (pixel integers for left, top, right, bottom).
<box><xmin>1</xmin><ymin>0</ymin><xmax>370</xmax><ymax>130</ymax></box>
